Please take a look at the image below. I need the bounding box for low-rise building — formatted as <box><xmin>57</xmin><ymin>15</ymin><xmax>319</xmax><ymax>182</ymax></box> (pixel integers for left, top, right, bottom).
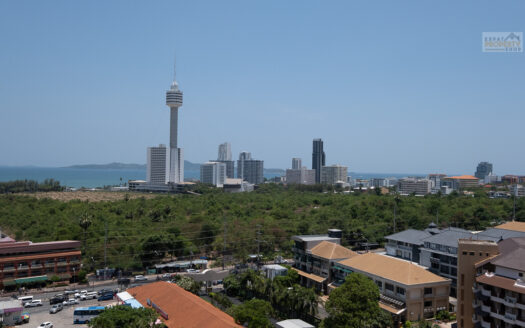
<box><xmin>335</xmin><ymin>253</ymin><xmax>450</xmax><ymax>322</ymax></box>
<box><xmin>222</xmin><ymin>178</ymin><xmax>254</xmax><ymax>193</ymax></box>
<box><xmin>292</xmin><ymin>241</ymin><xmax>357</xmax><ymax>294</ymax></box>
<box><xmin>0</xmin><ymin>233</ymin><xmax>81</xmax><ymax>289</ymax></box>
<box><xmin>0</xmin><ymin>300</ymin><xmax>24</xmax><ymax>326</ymax></box>
<box><xmin>442</xmin><ymin>175</ymin><xmax>480</xmax><ymax>190</ymax></box>
<box><xmin>385</xmin><ymin>228</ymin><xmax>433</xmax><ymax>263</ymax></box>
<box><xmin>127</xmin><ymin>281</ymin><xmax>242</xmax><ymax>327</ymax></box>
<box><xmin>397</xmin><ymin>178</ymin><xmax>432</xmax><ymax>196</ymax></box>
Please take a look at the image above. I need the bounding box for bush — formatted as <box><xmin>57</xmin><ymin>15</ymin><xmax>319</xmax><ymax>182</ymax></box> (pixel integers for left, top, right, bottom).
<box><xmin>209</xmin><ymin>292</ymin><xmax>233</xmax><ymax>310</ymax></box>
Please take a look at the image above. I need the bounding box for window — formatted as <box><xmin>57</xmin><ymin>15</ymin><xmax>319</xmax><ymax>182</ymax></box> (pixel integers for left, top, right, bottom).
<box><xmin>462</xmin><ymin>251</ymin><xmax>467</xmax><ymax>255</ymax></box>
<box><xmin>460</xmin><ymin>289</ymin><xmax>464</xmax><ymax>300</ymax></box>
<box><xmin>396</xmin><ymin>287</ymin><xmax>405</xmax><ymax>295</ymax></box>
<box><xmin>440</xmin><ymin>265</ymin><xmax>450</xmax><ymax>274</ymax></box>
<box><xmin>376</xmin><ymin>281</ymin><xmax>383</xmax><ymax>289</ymax></box>
<box><xmin>461</xmin><ymin>274</ymin><xmax>465</xmax><ymax>286</ymax></box>
<box><xmin>424</xmin><ymin>287</ymin><xmax>433</xmax><ymax>295</ymax></box>
<box><xmin>451</xmin><ymin>267</ymin><xmax>457</xmax><ymax>276</ymax></box>
<box><xmin>519</xmin><ymin>272</ymin><xmax>523</xmax><ymax>278</ymax></box>
<box><xmin>385</xmin><ymin>283</ymin><xmax>394</xmax><ymax>292</ymax></box>
<box><xmin>424</xmin><ymin>300</ymin><xmax>433</xmax><ymax>307</ymax></box>
<box><xmin>469</xmin><ymin>252</ymin><xmax>474</xmax><ymax>256</ymax></box>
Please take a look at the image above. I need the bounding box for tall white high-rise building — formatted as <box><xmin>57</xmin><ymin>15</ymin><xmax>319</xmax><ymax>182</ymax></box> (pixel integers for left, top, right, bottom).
<box><xmin>200</xmin><ymin>162</ymin><xmax>227</xmax><ymax>187</ymax></box>
<box><xmin>292</xmin><ymin>158</ymin><xmax>302</xmax><ymax>170</ymax></box>
<box><xmin>166</xmin><ymin>65</ymin><xmax>184</xmax><ymax>183</ymax></box>
<box><xmin>218</xmin><ymin>142</ymin><xmax>232</xmax><ymax>161</ymax></box>
<box><xmin>147</xmin><ymin>145</ymin><xmax>168</xmax><ymax>185</ymax></box>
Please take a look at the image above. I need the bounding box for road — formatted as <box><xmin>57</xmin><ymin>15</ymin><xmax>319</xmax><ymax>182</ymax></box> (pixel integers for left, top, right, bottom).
<box><xmin>0</xmin><ymin>278</ymin><xmax>153</xmax><ymax>316</ymax></box>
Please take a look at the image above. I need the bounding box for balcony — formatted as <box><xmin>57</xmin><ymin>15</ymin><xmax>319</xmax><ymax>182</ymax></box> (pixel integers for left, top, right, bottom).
<box><xmin>472</xmin><ymin>285</ymin><xmax>480</xmax><ymax>293</ymax></box>
<box><xmin>472</xmin><ymin>314</ymin><xmax>480</xmax><ymax>323</ymax></box>
<box><xmin>504</xmin><ymin>295</ymin><xmax>518</xmax><ymax>307</ymax></box>
<box><xmin>490</xmin><ymin>294</ymin><xmax>505</xmax><ymax>304</ymax></box>
<box><xmin>516</xmin><ymin>316</ymin><xmax>525</xmax><ymax>327</ymax></box>
<box><xmin>516</xmin><ymin>302</ymin><xmax>525</xmax><ymax>310</ymax></box>
<box><xmin>481</xmin><ymin>304</ymin><xmax>490</xmax><ymax>314</ymax></box>
<box><xmin>430</xmin><ymin>257</ymin><xmax>440</xmax><ymax>264</ymax></box>
<box><xmin>480</xmin><ymin>288</ymin><xmax>491</xmax><ymax>297</ymax></box>
<box><xmin>505</xmin><ymin>312</ymin><xmax>517</xmax><ymax>321</ymax></box>
<box><xmin>480</xmin><ymin>319</ymin><xmax>491</xmax><ymax>328</ymax></box>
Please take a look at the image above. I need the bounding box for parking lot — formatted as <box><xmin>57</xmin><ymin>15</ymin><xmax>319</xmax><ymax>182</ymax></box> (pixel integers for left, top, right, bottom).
<box><xmin>15</xmin><ymin>298</ymin><xmax>116</xmax><ymax>328</ymax></box>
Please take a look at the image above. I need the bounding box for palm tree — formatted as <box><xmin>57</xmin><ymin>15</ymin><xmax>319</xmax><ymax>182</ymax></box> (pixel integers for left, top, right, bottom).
<box><xmin>78</xmin><ymin>212</ymin><xmax>92</xmax><ymax>254</ymax></box>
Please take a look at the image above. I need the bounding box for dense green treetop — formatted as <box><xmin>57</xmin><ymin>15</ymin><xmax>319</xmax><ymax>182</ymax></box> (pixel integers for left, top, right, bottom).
<box><xmin>0</xmin><ymin>184</ymin><xmax>522</xmax><ymax>270</ymax></box>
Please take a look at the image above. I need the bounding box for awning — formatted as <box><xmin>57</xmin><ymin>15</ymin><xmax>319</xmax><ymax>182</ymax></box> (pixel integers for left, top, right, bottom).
<box><xmin>14</xmin><ymin>275</ymin><xmax>48</xmax><ymax>284</ymax></box>
<box><xmin>2</xmin><ymin>279</ymin><xmax>16</xmax><ymax>286</ymax></box>
<box><xmin>292</xmin><ymin>268</ymin><xmax>326</xmax><ymax>283</ymax></box>
<box><xmin>379</xmin><ymin>302</ymin><xmax>406</xmax><ymax>315</ymax></box>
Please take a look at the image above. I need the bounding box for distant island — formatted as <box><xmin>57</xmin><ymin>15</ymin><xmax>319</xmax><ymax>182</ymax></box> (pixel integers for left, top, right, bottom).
<box><xmin>63</xmin><ymin>161</ymin><xmax>284</xmax><ymax>175</ymax></box>
<box><xmin>64</xmin><ymin>162</ymin><xmax>146</xmax><ymax>170</ymax></box>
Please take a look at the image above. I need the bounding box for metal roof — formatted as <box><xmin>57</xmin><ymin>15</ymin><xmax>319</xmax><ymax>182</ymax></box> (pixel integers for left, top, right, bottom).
<box><xmin>421</xmin><ymin>228</ymin><xmax>474</xmax><ymax>248</ymax></box>
<box><xmin>385</xmin><ymin>229</ymin><xmax>432</xmax><ymax>246</ymax></box>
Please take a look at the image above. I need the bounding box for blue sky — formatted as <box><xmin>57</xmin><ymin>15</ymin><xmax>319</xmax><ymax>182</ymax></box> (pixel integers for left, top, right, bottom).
<box><xmin>1</xmin><ymin>1</ymin><xmax>524</xmax><ymax>174</ymax></box>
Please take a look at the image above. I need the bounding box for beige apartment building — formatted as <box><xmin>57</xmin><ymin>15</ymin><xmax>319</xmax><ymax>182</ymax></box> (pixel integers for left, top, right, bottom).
<box><xmin>335</xmin><ymin>252</ymin><xmax>450</xmax><ymax>321</ymax></box>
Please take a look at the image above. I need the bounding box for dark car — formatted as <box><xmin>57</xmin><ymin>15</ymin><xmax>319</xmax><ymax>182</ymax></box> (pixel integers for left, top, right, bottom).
<box><xmin>49</xmin><ymin>294</ymin><xmax>66</xmax><ymax>305</ymax></box>
<box><xmin>97</xmin><ymin>293</ymin><xmax>114</xmax><ymax>301</ymax></box>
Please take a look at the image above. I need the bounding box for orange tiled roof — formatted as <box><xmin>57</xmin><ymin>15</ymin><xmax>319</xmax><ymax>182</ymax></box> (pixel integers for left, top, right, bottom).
<box><xmin>127</xmin><ymin>281</ymin><xmax>241</xmax><ymax>328</ymax></box>
<box><xmin>337</xmin><ymin>253</ymin><xmax>449</xmax><ymax>286</ymax></box>
<box><xmin>445</xmin><ymin>175</ymin><xmax>479</xmax><ymax>180</ymax></box>
<box><xmin>494</xmin><ymin>221</ymin><xmax>525</xmax><ymax>233</ymax></box>
<box><xmin>309</xmin><ymin>241</ymin><xmax>358</xmax><ymax>260</ymax></box>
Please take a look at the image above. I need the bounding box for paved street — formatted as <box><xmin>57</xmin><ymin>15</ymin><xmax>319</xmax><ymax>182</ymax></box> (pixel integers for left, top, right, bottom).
<box><xmin>1</xmin><ymin>277</ymin><xmax>155</xmax><ymax>327</ymax></box>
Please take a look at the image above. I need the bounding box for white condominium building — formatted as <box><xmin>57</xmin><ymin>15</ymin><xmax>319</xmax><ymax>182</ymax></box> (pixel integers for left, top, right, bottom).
<box><xmin>147</xmin><ymin>144</ymin><xmax>168</xmax><ymax>185</ymax></box>
<box><xmin>200</xmin><ymin>162</ymin><xmax>227</xmax><ymax>187</ymax></box>
<box><xmin>321</xmin><ymin>165</ymin><xmax>348</xmax><ymax>185</ymax></box>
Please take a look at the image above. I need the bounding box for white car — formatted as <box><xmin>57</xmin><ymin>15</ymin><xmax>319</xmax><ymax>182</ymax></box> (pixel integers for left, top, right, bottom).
<box><xmin>80</xmin><ymin>292</ymin><xmax>98</xmax><ymax>300</ymax></box>
<box><xmin>134</xmin><ymin>275</ymin><xmax>147</xmax><ymax>281</ymax></box>
<box><xmin>63</xmin><ymin>298</ymin><xmax>79</xmax><ymax>306</ymax></box>
<box><xmin>24</xmin><ymin>299</ymin><xmax>42</xmax><ymax>307</ymax></box>
<box><xmin>37</xmin><ymin>322</ymin><xmax>53</xmax><ymax>328</ymax></box>
<box><xmin>186</xmin><ymin>269</ymin><xmax>200</xmax><ymax>273</ymax></box>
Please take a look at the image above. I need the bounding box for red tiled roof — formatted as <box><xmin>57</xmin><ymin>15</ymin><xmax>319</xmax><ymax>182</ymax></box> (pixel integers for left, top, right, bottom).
<box><xmin>128</xmin><ymin>281</ymin><xmax>242</xmax><ymax>328</ymax></box>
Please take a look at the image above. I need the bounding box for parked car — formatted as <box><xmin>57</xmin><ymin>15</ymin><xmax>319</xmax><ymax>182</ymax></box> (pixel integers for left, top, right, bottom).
<box><xmin>97</xmin><ymin>293</ymin><xmax>114</xmax><ymax>301</ymax></box>
<box><xmin>24</xmin><ymin>300</ymin><xmax>42</xmax><ymax>308</ymax></box>
<box><xmin>49</xmin><ymin>304</ymin><xmax>63</xmax><ymax>314</ymax></box>
<box><xmin>134</xmin><ymin>275</ymin><xmax>147</xmax><ymax>281</ymax></box>
<box><xmin>80</xmin><ymin>292</ymin><xmax>98</xmax><ymax>300</ymax></box>
<box><xmin>97</xmin><ymin>288</ymin><xmax>112</xmax><ymax>295</ymax></box>
<box><xmin>49</xmin><ymin>294</ymin><xmax>66</xmax><ymax>305</ymax></box>
<box><xmin>186</xmin><ymin>269</ymin><xmax>200</xmax><ymax>273</ymax></box>
<box><xmin>161</xmin><ymin>273</ymin><xmax>171</xmax><ymax>280</ymax></box>
<box><xmin>63</xmin><ymin>298</ymin><xmax>79</xmax><ymax>306</ymax></box>
<box><xmin>37</xmin><ymin>322</ymin><xmax>53</xmax><ymax>328</ymax></box>
<box><xmin>74</xmin><ymin>290</ymin><xmax>87</xmax><ymax>298</ymax></box>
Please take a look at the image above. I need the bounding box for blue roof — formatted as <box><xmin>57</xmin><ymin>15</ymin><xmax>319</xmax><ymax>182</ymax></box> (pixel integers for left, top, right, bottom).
<box><xmin>124</xmin><ymin>299</ymin><xmax>143</xmax><ymax>309</ymax></box>
<box><xmin>75</xmin><ymin>306</ymin><xmax>105</xmax><ymax>311</ymax></box>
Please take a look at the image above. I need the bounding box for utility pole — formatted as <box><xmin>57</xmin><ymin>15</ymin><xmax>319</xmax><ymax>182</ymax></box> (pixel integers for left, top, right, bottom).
<box><xmin>104</xmin><ymin>221</ymin><xmax>108</xmax><ymax>280</ymax></box>
<box><xmin>393</xmin><ymin>205</ymin><xmax>396</xmax><ymax>233</ymax></box>
<box><xmin>222</xmin><ymin>217</ymin><xmax>227</xmax><ymax>270</ymax></box>
<box><xmin>513</xmin><ymin>184</ymin><xmax>517</xmax><ymax>221</ymax></box>
<box><xmin>256</xmin><ymin>224</ymin><xmax>262</xmax><ymax>269</ymax></box>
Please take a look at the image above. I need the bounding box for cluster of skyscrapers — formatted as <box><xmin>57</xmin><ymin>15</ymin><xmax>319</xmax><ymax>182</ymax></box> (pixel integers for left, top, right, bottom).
<box><xmin>200</xmin><ymin>143</ymin><xmax>264</xmax><ymax>188</ymax></box>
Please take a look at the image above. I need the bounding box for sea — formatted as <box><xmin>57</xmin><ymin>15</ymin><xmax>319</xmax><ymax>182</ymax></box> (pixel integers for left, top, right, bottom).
<box><xmin>0</xmin><ymin>166</ymin><xmax>421</xmax><ymax>189</ymax></box>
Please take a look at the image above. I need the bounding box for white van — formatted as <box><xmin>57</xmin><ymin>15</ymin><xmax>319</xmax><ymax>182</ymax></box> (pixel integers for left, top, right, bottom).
<box><xmin>18</xmin><ymin>296</ymin><xmax>33</xmax><ymax>304</ymax></box>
